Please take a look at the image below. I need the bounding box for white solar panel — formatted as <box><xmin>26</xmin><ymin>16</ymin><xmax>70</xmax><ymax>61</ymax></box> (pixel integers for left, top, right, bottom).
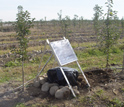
<box><xmin>49</xmin><ymin>39</ymin><xmax>78</xmax><ymax>66</ymax></box>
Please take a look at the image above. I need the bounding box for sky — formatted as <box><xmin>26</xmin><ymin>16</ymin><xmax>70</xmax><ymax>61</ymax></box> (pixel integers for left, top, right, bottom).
<box><xmin>0</xmin><ymin>0</ymin><xmax>124</xmax><ymax>22</ymax></box>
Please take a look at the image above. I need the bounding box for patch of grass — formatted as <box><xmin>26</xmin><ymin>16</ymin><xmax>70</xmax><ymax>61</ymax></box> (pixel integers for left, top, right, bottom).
<box><xmin>120</xmin><ymin>87</ymin><xmax>124</xmax><ymax>92</ymax></box>
<box><xmin>87</xmin><ymin>49</ymin><xmax>104</xmax><ymax>56</ymax></box>
<box><xmin>109</xmin><ymin>98</ymin><xmax>124</xmax><ymax>107</ymax></box>
<box><xmin>95</xmin><ymin>89</ymin><xmax>104</xmax><ymax>97</ymax></box>
<box><xmin>0</xmin><ymin>41</ymin><xmax>123</xmax><ymax>84</ymax></box>
<box><xmin>15</xmin><ymin>103</ymin><xmax>27</xmax><ymax>107</ymax></box>
<box><xmin>76</xmin><ymin>50</ymin><xmax>89</xmax><ymax>58</ymax></box>
<box><xmin>5</xmin><ymin>60</ymin><xmax>21</xmax><ymax>67</ymax></box>
<box><xmin>110</xmin><ymin>47</ymin><xmax>122</xmax><ymax>54</ymax></box>
<box><xmin>80</xmin><ymin>96</ymin><xmax>95</xmax><ymax>105</ymax></box>
<box><xmin>0</xmin><ymin>49</ymin><xmax>10</xmax><ymax>55</ymax></box>
<box><xmin>0</xmin><ymin>72</ymin><xmax>11</xmax><ymax>83</ymax></box>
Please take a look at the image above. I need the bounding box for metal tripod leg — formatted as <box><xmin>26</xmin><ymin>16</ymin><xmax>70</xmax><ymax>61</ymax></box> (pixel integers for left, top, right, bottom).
<box><xmin>36</xmin><ymin>54</ymin><xmax>53</xmax><ymax>79</ymax></box>
<box><xmin>76</xmin><ymin>61</ymin><xmax>90</xmax><ymax>87</ymax></box>
<box><xmin>60</xmin><ymin>67</ymin><xmax>76</xmax><ymax>97</ymax></box>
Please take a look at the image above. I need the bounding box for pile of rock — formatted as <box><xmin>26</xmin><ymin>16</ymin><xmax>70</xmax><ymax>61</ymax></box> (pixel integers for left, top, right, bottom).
<box><xmin>33</xmin><ymin>74</ymin><xmax>80</xmax><ymax>99</ymax></box>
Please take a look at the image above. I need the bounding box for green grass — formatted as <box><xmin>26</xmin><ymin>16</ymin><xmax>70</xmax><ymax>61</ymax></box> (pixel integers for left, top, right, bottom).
<box><xmin>15</xmin><ymin>103</ymin><xmax>27</xmax><ymax>107</ymax></box>
<box><xmin>4</xmin><ymin>60</ymin><xmax>21</xmax><ymax>67</ymax></box>
<box><xmin>0</xmin><ymin>49</ymin><xmax>10</xmax><ymax>55</ymax></box>
<box><xmin>0</xmin><ymin>35</ymin><xmax>123</xmax><ymax>83</ymax></box>
<box><xmin>0</xmin><ymin>22</ymin><xmax>124</xmax><ymax>107</ymax></box>
<box><xmin>95</xmin><ymin>89</ymin><xmax>104</xmax><ymax>97</ymax></box>
<box><xmin>0</xmin><ymin>72</ymin><xmax>11</xmax><ymax>83</ymax></box>
<box><xmin>109</xmin><ymin>98</ymin><xmax>124</xmax><ymax>107</ymax></box>
<box><xmin>0</xmin><ymin>45</ymin><xmax>123</xmax><ymax>84</ymax></box>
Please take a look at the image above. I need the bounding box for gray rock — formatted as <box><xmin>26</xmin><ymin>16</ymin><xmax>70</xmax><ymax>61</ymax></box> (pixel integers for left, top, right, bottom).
<box><xmin>38</xmin><ymin>76</ymin><xmax>47</xmax><ymax>85</ymax></box>
<box><xmin>41</xmin><ymin>82</ymin><xmax>50</xmax><ymax>92</ymax></box>
<box><xmin>49</xmin><ymin>86</ymin><xmax>59</xmax><ymax>96</ymax></box>
<box><xmin>34</xmin><ymin>80</ymin><xmax>40</xmax><ymax>88</ymax></box>
<box><xmin>55</xmin><ymin>86</ymin><xmax>70</xmax><ymax>99</ymax></box>
<box><xmin>41</xmin><ymin>82</ymin><xmax>58</xmax><ymax>92</ymax></box>
<box><xmin>55</xmin><ymin>89</ymin><xmax>63</xmax><ymax>99</ymax></box>
<box><xmin>49</xmin><ymin>83</ymin><xmax>58</xmax><ymax>87</ymax></box>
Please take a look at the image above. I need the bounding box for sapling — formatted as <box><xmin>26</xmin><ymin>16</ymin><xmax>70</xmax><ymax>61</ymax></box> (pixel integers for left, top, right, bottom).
<box><xmin>93</xmin><ymin>4</ymin><xmax>103</xmax><ymax>36</ymax></box>
<box><xmin>57</xmin><ymin>10</ymin><xmax>70</xmax><ymax>39</ymax></box>
<box><xmin>121</xmin><ymin>18</ymin><xmax>124</xmax><ymax>72</ymax></box>
<box><xmin>15</xmin><ymin>5</ymin><xmax>35</xmax><ymax>91</ymax></box>
<box><xmin>94</xmin><ymin>0</ymin><xmax>120</xmax><ymax>67</ymax></box>
<box><xmin>0</xmin><ymin>19</ymin><xmax>3</xmax><ymax>32</ymax></box>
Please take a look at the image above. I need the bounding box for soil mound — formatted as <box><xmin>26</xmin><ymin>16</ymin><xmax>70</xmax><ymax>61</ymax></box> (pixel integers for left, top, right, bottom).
<box><xmin>78</xmin><ymin>68</ymin><xmax>113</xmax><ymax>88</ymax></box>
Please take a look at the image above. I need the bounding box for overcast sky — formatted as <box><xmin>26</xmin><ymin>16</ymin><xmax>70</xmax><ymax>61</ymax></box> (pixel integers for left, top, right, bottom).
<box><xmin>0</xmin><ymin>0</ymin><xmax>124</xmax><ymax>22</ymax></box>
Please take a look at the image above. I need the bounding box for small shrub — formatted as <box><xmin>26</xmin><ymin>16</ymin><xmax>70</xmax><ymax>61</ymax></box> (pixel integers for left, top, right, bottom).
<box><xmin>42</xmin><ymin>32</ymin><xmax>46</xmax><ymax>35</ymax></box>
<box><xmin>5</xmin><ymin>60</ymin><xmax>21</xmax><ymax>67</ymax></box>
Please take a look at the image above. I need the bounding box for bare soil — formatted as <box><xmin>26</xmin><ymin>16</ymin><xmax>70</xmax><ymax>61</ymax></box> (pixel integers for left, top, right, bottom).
<box><xmin>0</xmin><ymin>68</ymin><xmax>124</xmax><ymax>107</ymax></box>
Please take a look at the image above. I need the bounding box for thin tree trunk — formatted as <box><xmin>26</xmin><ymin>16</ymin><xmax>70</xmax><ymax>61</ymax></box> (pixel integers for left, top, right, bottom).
<box><xmin>106</xmin><ymin>49</ymin><xmax>109</xmax><ymax>68</ymax></box>
<box><xmin>106</xmin><ymin>4</ymin><xmax>110</xmax><ymax>68</ymax></box>
<box><xmin>122</xmin><ymin>51</ymin><xmax>124</xmax><ymax>72</ymax></box>
<box><xmin>22</xmin><ymin>59</ymin><xmax>24</xmax><ymax>91</ymax></box>
<box><xmin>106</xmin><ymin>58</ymin><xmax>109</xmax><ymax>68</ymax></box>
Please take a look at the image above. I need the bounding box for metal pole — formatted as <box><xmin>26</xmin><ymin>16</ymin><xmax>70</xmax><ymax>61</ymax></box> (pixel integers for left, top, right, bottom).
<box><xmin>60</xmin><ymin>67</ymin><xmax>76</xmax><ymax>97</ymax></box>
<box><xmin>76</xmin><ymin>61</ymin><xmax>90</xmax><ymax>87</ymax></box>
<box><xmin>36</xmin><ymin>54</ymin><xmax>53</xmax><ymax>79</ymax></box>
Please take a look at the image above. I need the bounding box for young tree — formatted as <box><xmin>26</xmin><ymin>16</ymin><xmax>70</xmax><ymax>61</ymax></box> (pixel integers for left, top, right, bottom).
<box><xmin>57</xmin><ymin>10</ymin><xmax>63</xmax><ymax>34</ymax></box>
<box><xmin>96</xmin><ymin>0</ymin><xmax>120</xmax><ymax>67</ymax></box>
<box><xmin>79</xmin><ymin>16</ymin><xmax>83</xmax><ymax>28</ymax></box>
<box><xmin>15</xmin><ymin>5</ymin><xmax>35</xmax><ymax>91</ymax></box>
<box><xmin>93</xmin><ymin>4</ymin><xmax>103</xmax><ymax>35</ymax></box>
<box><xmin>122</xmin><ymin>50</ymin><xmax>124</xmax><ymax>73</ymax></box>
<box><xmin>62</xmin><ymin>16</ymin><xmax>71</xmax><ymax>38</ymax></box>
<box><xmin>57</xmin><ymin>10</ymin><xmax>70</xmax><ymax>38</ymax></box>
<box><xmin>73</xmin><ymin>15</ymin><xmax>78</xmax><ymax>28</ymax></box>
<box><xmin>121</xmin><ymin>17</ymin><xmax>124</xmax><ymax>36</ymax></box>
<box><xmin>121</xmin><ymin>17</ymin><xmax>124</xmax><ymax>72</ymax></box>
<box><xmin>0</xmin><ymin>19</ymin><xmax>3</xmax><ymax>32</ymax></box>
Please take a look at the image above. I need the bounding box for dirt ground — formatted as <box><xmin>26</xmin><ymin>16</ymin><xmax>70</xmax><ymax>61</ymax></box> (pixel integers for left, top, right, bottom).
<box><xmin>0</xmin><ymin>68</ymin><xmax>124</xmax><ymax>107</ymax></box>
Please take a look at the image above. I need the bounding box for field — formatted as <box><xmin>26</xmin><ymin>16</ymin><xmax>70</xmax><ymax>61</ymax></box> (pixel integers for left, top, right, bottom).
<box><xmin>0</xmin><ymin>20</ymin><xmax>124</xmax><ymax>107</ymax></box>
